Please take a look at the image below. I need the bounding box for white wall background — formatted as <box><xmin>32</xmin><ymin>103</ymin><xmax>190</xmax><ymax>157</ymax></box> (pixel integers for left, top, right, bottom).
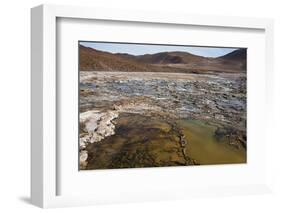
<box><xmin>0</xmin><ymin>0</ymin><xmax>280</xmax><ymax>212</ymax></box>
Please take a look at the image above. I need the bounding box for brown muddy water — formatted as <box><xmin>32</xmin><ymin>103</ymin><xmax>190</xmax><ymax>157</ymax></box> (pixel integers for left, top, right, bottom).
<box><xmin>84</xmin><ymin>113</ymin><xmax>246</xmax><ymax>170</ymax></box>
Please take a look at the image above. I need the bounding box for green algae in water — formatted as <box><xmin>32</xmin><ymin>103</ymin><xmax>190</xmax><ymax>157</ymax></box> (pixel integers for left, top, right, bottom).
<box><xmin>85</xmin><ymin>113</ymin><xmax>189</xmax><ymax>170</ymax></box>
<box><xmin>179</xmin><ymin>119</ymin><xmax>246</xmax><ymax>165</ymax></box>
<box><xmin>85</xmin><ymin>113</ymin><xmax>246</xmax><ymax>170</ymax></box>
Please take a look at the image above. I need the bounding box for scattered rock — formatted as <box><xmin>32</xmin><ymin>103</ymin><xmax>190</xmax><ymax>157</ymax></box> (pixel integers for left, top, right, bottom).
<box><xmin>80</xmin><ymin>110</ymin><xmax>119</xmax><ymax>145</ymax></box>
<box><xmin>79</xmin><ymin>110</ymin><xmax>119</xmax><ymax>169</ymax></box>
<box><xmin>80</xmin><ymin>150</ymin><xmax>88</xmax><ymax>169</ymax></box>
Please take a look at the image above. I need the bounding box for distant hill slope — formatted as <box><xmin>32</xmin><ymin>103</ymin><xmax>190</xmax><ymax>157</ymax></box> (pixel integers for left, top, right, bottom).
<box><xmin>130</xmin><ymin>51</ymin><xmax>205</xmax><ymax>64</ymax></box>
<box><xmin>79</xmin><ymin>45</ymin><xmax>247</xmax><ymax>73</ymax></box>
<box><xmin>79</xmin><ymin>45</ymin><xmax>154</xmax><ymax>72</ymax></box>
<box><xmin>219</xmin><ymin>49</ymin><xmax>247</xmax><ymax>70</ymax></box>
<box><xmin>219</xmin><ymin>49</ymin><xmax>247</xmax><ymax>61</ymax></box>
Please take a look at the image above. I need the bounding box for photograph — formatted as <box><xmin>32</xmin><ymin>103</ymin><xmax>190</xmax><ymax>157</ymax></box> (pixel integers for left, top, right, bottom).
<box><xmin>78</xmin><ymin>41</ymin><xmax>247</xmax><ymax>170</ymax></box>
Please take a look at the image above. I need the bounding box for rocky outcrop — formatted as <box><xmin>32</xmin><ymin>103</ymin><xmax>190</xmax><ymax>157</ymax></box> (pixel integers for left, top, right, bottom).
<box><xmin>79</xmin><ymin>110</ymin><xmax>119</xmax><ymax>169</ymax></box>
<box><xmin>80</xmin><ymin>150</ymin><xmax>88</xmax><ymax>170</ymax></box>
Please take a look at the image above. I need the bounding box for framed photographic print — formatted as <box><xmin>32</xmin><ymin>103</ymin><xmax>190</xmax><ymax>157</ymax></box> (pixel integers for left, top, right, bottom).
<box><xmin>31</xmin><ymin>4</ymin><xmax>274</xmax><ymax>208</ymax></box>
<box><xmin>78</xmin><ymin>41</ymin><xmax>247</xmax><ymax>170</ymax></box>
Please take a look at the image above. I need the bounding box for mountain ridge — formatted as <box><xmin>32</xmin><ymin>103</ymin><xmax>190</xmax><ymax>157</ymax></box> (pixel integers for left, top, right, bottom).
<box><xmin>79</xmin><ymin>45</ymin><xmax>246</xmax><ymax>73</ymax></box>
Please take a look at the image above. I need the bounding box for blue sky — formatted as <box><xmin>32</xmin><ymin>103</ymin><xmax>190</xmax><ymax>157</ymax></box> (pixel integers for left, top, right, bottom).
<box><xmin>80</xmin><ymin>41</ymin><xmax>238</xmax><ymax>58</ymax></box>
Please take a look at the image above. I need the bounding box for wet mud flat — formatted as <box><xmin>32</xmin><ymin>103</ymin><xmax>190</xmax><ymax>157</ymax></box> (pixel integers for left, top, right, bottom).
<box><xmin>79</xmin><ymin>71</ymin><xmax>246</xmax><ymax>170</ymax></box>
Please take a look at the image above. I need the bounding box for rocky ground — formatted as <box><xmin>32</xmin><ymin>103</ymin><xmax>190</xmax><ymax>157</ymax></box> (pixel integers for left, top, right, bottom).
<box><xmin>79</xmin><ymin>71</ymin><xmax>247</xmax><ymax>169</ymax></box>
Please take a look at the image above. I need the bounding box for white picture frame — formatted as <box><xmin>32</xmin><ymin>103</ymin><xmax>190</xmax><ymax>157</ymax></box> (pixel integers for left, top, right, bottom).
<box><xmin>31</xmin><ymin>4</ymin><xmax>274</xmax><ymax>208</ymax></box>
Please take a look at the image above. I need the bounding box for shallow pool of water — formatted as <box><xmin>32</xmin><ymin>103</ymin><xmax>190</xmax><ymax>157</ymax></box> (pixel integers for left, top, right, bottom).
<box><xmin>84</xmin><ymin>113</ymin><xmax>246</xmax><ymax>170</ymax></box>
<box><xmin>179</xmin><ymin>119</ymin><xmax>246</xmax><ymax>165</ymax></box>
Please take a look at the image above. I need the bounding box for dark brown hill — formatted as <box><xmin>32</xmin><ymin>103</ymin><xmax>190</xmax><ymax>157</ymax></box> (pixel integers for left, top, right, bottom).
<box><xmin>219</xmin><ymin>49</ymin><xmax>247</xmax><ymax>61</ymax></box>
<box><xmin>133</xmin><ymin>51</ymin><xmax>206</xmax><ymax>64</ymax></box>
<box><xmin>79</xmin><ymin>45</ymin><xmax>154</xmax><ymax>72</ymax></box>
<box><xmin>219</xmin><ymin>49</ymin><xmax>247</xmax><ymax>70</ymax></box>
